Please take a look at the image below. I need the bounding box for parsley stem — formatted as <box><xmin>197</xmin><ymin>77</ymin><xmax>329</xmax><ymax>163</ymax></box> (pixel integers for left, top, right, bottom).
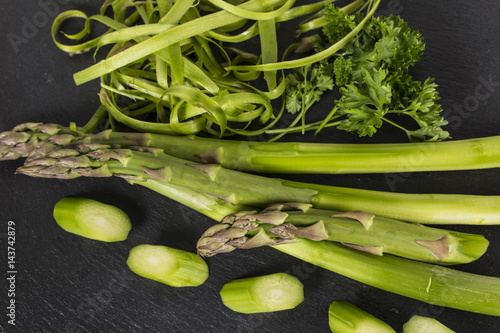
<box><xmin>381</xmin><ymin>116</ymin><xmax>411</xmax><ymax>134</ymax></box>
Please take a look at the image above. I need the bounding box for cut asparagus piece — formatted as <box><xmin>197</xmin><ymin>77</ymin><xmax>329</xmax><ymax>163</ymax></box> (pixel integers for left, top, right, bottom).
<box><xmin>219</xmin><ymin>272</ymin><xmax>304</xmax><ymax>313</ymax></box>
<box><xmin>126</xmin><ymin>244</ymin><xmax>208</xmax><ymax>287</ymax></box>
<box><xmin>328</xmin><ymin>301</ymin><xmax>396</xmax><ymax>333</ymax></box>
<box><xmin>403</xmin><ymin>315</ymin><xmax>455</xmax><ymax>333</ymax></box>
<box><xmin>53</xmin><ymin>197</ymin><xmax>131</xmax><ymax>242</ymax></box>
<box><xmin>196</xmin><ymin>205</ymin><xmax>489</xmax><ymax>264</ymax></box>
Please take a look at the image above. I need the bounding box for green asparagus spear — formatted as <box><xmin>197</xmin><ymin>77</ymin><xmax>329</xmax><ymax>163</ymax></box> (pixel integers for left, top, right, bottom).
<box><xmin>6</xmin><ymin>122</ymin><xmax>500</xmax><ymax>174</ymax></box>
<box><xmin>196</xmin><ymin>204</ymin><xmax>489</xmax><ymax>264</ymax></box>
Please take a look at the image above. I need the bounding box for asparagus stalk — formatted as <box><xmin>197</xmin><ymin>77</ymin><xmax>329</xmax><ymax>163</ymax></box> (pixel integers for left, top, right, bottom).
<box><xmin>277</xmin><ymin>239</ymin><xmax>500</xmax><ymax>316</ymax></box>
<box><xmin>7</xmin><ymin>123</ymin><xmax>500</xmax><ymax>174</ymax></box>
<box><xmin>140</xmin><ymin>133</ymin><xmax>500</xmax><ymax>175</ymax></box>
<box><xmin>196</xmin><ymin>205</ymin><xmax>489</xmax><ymax>264</ymax></box>
<box><xmin>219</xmin><ymin>272</ymin><xmax>304</xmax><ymax>314</ymax></box>
<box><xmin>9</xmin><ymin>138</ymin><xmax>500</xmax><ymax>316</ymax></box>
<box><xmin>6</xmin><ymin>127</ymin><xmax>500</xmax><ymax>225</ymax></box>
<box><xmin>328</xmin><ymin>301</ymin><xmax>396</xmax><ymax>333</ymax></box>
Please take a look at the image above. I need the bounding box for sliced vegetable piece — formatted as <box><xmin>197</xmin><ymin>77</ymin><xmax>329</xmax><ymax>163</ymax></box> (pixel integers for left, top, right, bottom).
<box><xmin>219</xmin><ymin>272</ymin><xmax>304</xmax><ymax>313</ymax></box>
<box><xmin>53</xmin><ymin>197</ymin><xmax>131</xmax><ymax>242</ymax></box>
<box><xmin>403</xmin><ymin>315</ymin><xmax>456</xmax><ymax>333</ymax></box>
<box><xmin>126</xmin><ymin>244</ymin><xmax>209</xmax><ymax>287</ymax></box>
<box><xmin>328</xmin><ymin>301</ymin><xmax>396</xmax><ymax>333</ymax></box>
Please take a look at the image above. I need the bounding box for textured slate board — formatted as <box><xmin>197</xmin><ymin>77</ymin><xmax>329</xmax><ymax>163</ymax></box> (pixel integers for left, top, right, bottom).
<box><xmin>1</xmin><ymin>1</ymin><xmax>500</xmax><ymax>332</ymax></box>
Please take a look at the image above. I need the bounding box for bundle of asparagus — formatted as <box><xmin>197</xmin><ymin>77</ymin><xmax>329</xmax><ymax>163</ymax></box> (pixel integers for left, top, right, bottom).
<box><xmin>3</xmin><ymin>122</ymin><xmax>500</xmax><ymax>225</ymax></box>
<box><xmin>2</xmin><ymin>122</ymin><xmax>500</xmax><ymax>316</ymax></box>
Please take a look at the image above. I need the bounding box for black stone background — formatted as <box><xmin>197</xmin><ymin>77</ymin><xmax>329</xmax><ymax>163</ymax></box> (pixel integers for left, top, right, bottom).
<box><xmin>1</xmin><ymin>1</ymin><xmax>500</xmax><ymax>332</ymax></box>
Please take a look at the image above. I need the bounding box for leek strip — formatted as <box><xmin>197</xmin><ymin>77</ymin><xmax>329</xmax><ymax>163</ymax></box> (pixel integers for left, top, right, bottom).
<box><xmin>297</xmin><ymin>0</ymin><xmax>365</xmax><ymax>34</ymax></box>
<box><xmin>82</xmin><ymin>105</ymin><xmax>109</xmax><ymax>133</ymax></box>
<box><xmin>205</xmin><ymin>0</ymin><xmax>295</xmax><ymax>20</ymax></box>
<box><xmin>51</xmin><ymin>11</ymin><xmax>102</xmax><ymax>54</ymax></box>
<box><xmin>166</xmin><ymin>42</ymin><xmax>184</xmax><ymax>86</ymax></box>
<box><xmin>226</xmin><ymin>0</ymin><xmax>380</xmax><ymax>72</ymax></box>
<box><xmin>100</xmin><ymin>83</ymin><xmax>146</xmax><ymax>101</ymax></box>
<box><xmin>275</xmin><ymin>0</ymin><xmax>337</xmax><ymax>23</ymax></box>
<box><xmin>95</xmin><ymin>24</ymin><xmax>174</xmax><ymax>49</ymax></box>
<box><xmin>207</xmin><ymin>23</ymin><xmax>259</xmax><ymax>43</ymax></box>
<box><xmin>258</xmin><ymin>18</ymin><xmax>279</xmax><ymax>91</ymax></box>
<box><xmin>100</xmin><ymin>90</ymin><xmax>205</xmax><ymax>134</ymax></box>
<box><xmin>73</xmin><ymin>0</ymin><xmax>286</xmax><ymax>84</ymax></box>
<box><xmin>155</xmin><ymin>55</ymin><xmax>169</xmax><ymax>89</ymax></box>
<box><xmin>160</xmin><ymin>85</ymin><xmax>227</xmax><ymax>134</ymax></box>
<box><xmin>157</xmin><ymin>0</ymin><xmax>171</xmax><ymax>18</ymax></box>
<box><xmin>159</xmin><ymin>0</ymin><xmax>196</xmax><ymax>24</ymax></box>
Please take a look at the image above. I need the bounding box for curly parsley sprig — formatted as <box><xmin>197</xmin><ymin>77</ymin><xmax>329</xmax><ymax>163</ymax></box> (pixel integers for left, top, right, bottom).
<box><xmin>284</xmin><ymin>5</ymin><xmax>449</xmax><ymax>142</ymax></box>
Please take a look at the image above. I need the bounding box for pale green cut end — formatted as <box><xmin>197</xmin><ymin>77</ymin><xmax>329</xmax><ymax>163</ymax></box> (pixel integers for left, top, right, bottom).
<box><xmin>126</xmin><ymin>244</ymin><xmax>209</xmax><ymax>287</ymax></box>
<box><xmin>403</xmin><ymin>315</ymin><xmax>456</xmax><ymax>333</ymax></box>
<box><xmin>328</xmin><ymin>301</ymin><xmax>396</xmax><ymax>333</ymax></box>
<box><xmin>53</xmin><ymin>197</ymin><xmax>132</xmax><ymax>242</ymax></box>
<box><xmin>220</xmin><ymin>272</ymin><xmax>304</xmax><ymax>314</ymax></box>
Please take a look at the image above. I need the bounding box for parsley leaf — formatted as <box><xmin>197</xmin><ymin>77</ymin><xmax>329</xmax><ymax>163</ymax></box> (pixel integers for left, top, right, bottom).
<box><xmin>336</xmin><ymin>68</ymin><xmax>392</xmax><ymax>137</ymax></box>
<box><xmin>284</xmin><ymin>63</ymin><xmax>334</xmax><ymax>115</ymax></box>
<box><xmin>324</xmin><ymin>6</ymin><xmax>449</xmax><ymax>141</ymax></box>
<box><xmin>282</xmin><ymin>5</ymin><xmax>449</xmax><ymax>142</ymax></box>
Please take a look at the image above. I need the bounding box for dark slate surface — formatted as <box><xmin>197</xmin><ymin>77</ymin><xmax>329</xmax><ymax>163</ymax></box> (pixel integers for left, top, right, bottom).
<box><xmin>1</xmin><ymin>1</ymin><xmax>500</xmax><ymax>332</ymax></box>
